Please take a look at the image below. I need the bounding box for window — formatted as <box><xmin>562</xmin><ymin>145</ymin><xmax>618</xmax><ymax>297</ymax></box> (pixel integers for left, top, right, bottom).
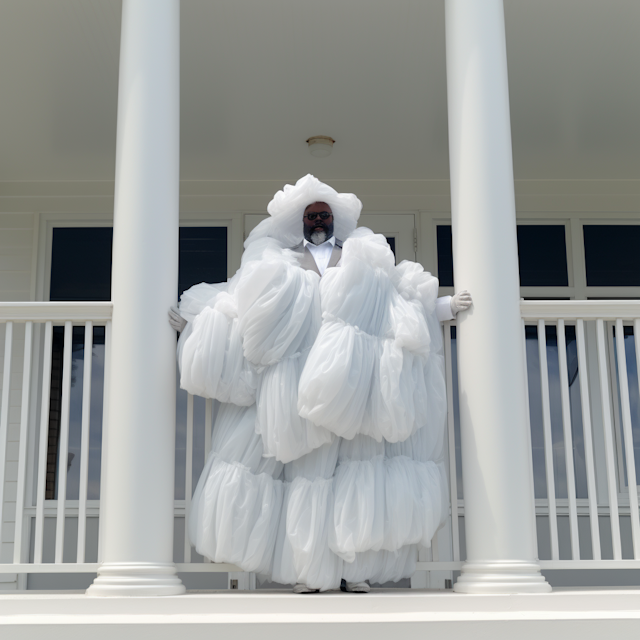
<box><xmin>47</xmin><ymin>226</ymin><xmax>228</xmax><ymax>504</ymax></box>
<box><xmin>584</xmin><ymin>225</ymin><xmax>640</xmax><ymax>287</ymax></box>
<box><xmin>436</xmin><ymin>224</ymin><xmax>569</xmax><ymax>287</ymax></box>
<box><xmin>517</xmin><ymin>225</ymin><xmax>569</xmax><ymax>287</ymax></box>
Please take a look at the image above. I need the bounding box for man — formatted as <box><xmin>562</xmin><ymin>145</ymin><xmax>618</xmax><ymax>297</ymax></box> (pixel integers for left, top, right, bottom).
<box><xmin>169</xmin><ymin>175</ymin><xmax>471</xmax><ymax>593</ymax></box>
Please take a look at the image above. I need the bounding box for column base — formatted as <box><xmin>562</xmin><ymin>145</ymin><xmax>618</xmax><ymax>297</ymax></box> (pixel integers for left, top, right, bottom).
<box><xmin>454</xmin><ymin>561</ymin><xmax>551</xmax><ymax>594</ymax></box>
<box><xmin>86</xmin><ymin>563</ymin><xmax>186</xmax><ymax>597</ymax></box>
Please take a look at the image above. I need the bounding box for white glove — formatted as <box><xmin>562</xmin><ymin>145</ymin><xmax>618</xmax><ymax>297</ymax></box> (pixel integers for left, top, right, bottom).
<box><xmin>450</xmin><ymin>290</ymin><xmax>472</xmax><ymax>316</ymax></box>
<box><xmin>168</xmin><ymin>305</ymin><xmax>187</xmax><ymax>333</ymax></box>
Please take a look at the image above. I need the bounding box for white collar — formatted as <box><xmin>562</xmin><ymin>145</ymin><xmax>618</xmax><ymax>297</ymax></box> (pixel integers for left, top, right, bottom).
<box><xmin>303</xmin><ymin>235</ymin><xmax>336</xmax><ymax>250</ymax></box>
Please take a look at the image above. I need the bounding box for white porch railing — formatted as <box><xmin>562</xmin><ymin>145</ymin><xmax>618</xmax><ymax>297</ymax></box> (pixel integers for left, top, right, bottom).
<box><xmin>2</xmin><ymin>300</ymin><xmax>640</xmax><ymax>577</ymax></box>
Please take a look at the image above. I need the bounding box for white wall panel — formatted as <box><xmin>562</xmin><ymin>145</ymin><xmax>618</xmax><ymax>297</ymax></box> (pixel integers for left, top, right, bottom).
<box><xmin>0</xmin><ymin>213</ymin><xmax>33</xmax><ymax>587</ymax></box>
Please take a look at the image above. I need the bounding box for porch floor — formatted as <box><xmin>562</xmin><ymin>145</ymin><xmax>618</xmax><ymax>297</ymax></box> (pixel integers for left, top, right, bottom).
<box><xmin>0</xmin><ymin>587</ymin><xmax>639</xmax><ymax>639</ymax></box>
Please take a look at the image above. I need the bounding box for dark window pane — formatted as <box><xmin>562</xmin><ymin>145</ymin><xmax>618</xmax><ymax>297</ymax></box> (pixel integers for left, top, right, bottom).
<box><xmin>584</xmin><ymin>225</ymin><xmax>640</xmax><ymax>286</ymax></box>
<box><xmin>50</xmin><ymin>228</ymin><xmax>113</xmax><ymax>301</ymax></box>
<box><xmin>517</xmin><ymin>225</ymin><xmax>568</xmax><ymax>286</ymax></box>
<box><xmin>386</xmin><ymin>237</ymin><xmax>396</xmax><ymax>258</ymax></box>
<box><xmin>437</xmin><ymin>224</ymin><xmax>568</xmax><ymax>287</ymax></box>
<box><xmin>437</xmin><ymin>225</ymin><xmax>454</xmax><ymax>287</ymax></box>
<box><xmin>179</xmin><ymin>227</ymin><xmax>227</xmax><ymax>297</ymax></box>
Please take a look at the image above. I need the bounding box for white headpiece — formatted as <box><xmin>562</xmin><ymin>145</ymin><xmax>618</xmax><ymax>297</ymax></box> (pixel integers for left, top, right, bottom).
<box><xmin>246</xmin><ymin>174</ymin><xmax>362</xmax><ymax>248</ymax></box>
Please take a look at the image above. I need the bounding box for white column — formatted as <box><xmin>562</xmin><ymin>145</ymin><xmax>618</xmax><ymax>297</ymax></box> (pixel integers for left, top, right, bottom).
<box><xmin>445</xmin><ymin>0</ymin><xmax>550</xmax><ymax>594</ymax></box>
<box><xmin>87</xmin><ymin>0</ymin><xmax>184</xmax><ymax>596</ymax></box>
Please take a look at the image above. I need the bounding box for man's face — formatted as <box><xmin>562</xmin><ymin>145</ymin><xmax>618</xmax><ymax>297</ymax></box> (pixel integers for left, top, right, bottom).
<box><xmin>303</xmin><ymin>202</ymin><xmax>334</xmax><ymax>245</ymax></box>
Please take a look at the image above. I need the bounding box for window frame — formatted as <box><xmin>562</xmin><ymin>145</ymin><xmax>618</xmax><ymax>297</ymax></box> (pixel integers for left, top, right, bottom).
<box><xmin>419</xmin><ymin>210</ymin><xmax>640</xmax><ymax>516</ymax></box>
<box><xmin>25</xmin><ymin>212</ymin><xmax>241</xmax><ymax>575</ymax></box>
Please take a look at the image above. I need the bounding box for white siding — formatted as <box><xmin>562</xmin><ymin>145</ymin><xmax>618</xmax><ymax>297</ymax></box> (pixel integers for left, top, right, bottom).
<box><xmin>0</xmin><ymin>213</ymin><xmax>34</xmax><ymax>587</ymax></box>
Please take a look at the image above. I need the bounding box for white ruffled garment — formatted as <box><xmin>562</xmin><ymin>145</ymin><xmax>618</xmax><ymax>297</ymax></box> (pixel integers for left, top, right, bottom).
<box><xmin>179</xmin><ymin>219</ymin><xmax>448</xmax><ymax>591</ymax></box>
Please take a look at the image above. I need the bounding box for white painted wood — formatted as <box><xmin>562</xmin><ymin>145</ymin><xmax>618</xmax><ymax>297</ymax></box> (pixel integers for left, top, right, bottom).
<box><xmin>521</xmin><ymin>319</ymin><xmax>539</xmax><ymax>559</ymax></box>
<box><xmin>6</xmin><ymin>589</ymin><xmax>640</xmax><ymax>637</ymax></box>
<box><xmin>87</xmin><ymin>0</ymin><xmax>184</xmax><ymax>596</ymax></box>
<box><xmin>539</xmin><ymin>560</ymin><xmax>640</xmax><ymax>570</ymax></box>
<box><xmin>596</xmin><ymin>319</ymin><xmax>622</xmax><ymax>560</ymax></box>
<box><xmin>607</xmin><ymin>325</ymin><xmax>626</xmax><ymax>492</ymax></box>
<box><xmin>445</xmin><ymin>0</ymin><xmax>548</xmax><ymax>593</ymax></box>
<box><xmin>0</xmin><ymin>302</ymin><xmax>112</xmax><ymax>322</ymax></box>
<box><xmin>203</xmin><ymin>398</ymin><xmax>212</xmax><ymax>564</ymax></box>
<box><xmin>204</xmin><ymin>399</ymin><xmax>212</xmax><ymax>460</ymax></box>
<box><xmin>97</xmin><ymin>320</ymin><xmax>111</xmax><ymax>564</ymax></box>
<box><xmin>538</xmin><ymin>320</ymin><xmax>560</xmax><ymax>560</ymax></box>
<box><xmin>556</xmin><ymin>320</ymin><xmax>580</xmax><ymax>559</ymax></box>
<box><xmin>184</xmin><ymin>393</ymin><xmax>194</xmax><ymax>563</ymax></box>
<box><xmin>585</xmin><ymin>320</ymin><xmax>610</xmax><ymax>508</ymax></box>
<box><xmin>0</xmin><ymin>322</ymin><xmax>13</xmax><ymax>548</ymax></box>
<box><xmin>54</xmin><ymin>321</ymin><xmax>73</xmax><ymax>563</ymax></box>
<box><xmin>614</xmin><ymin>319</ymin><xmax>640</xmax><ymax>558</ymax></box>
<box><xmin>12</xmin><ymin>322</ymin><xmax>32</xmax><ymax>563</ymax></box>
<box><xmin>431</xmin><ymin>533</ymin><xmax>440</xmax><ymax>562</ymax></box>
<box><xmin>77</xmin><ymin>322</ymin><xmax>93</xmax><ymax>563</ymax></box>
<box><xmin>576</xmin><ymin>320</ymin><xmax>601</xmax><ymax>560</ymax></box>
<box><xmin>443</xmin><ymin>324</ymin><xmax>460</xmax><ymax>562</ymax></box>
<box><xmin>34</xmin><ymin>322</ymin><xmax>53</xmax><ymax>564</ymax></box>
<box><xmin>521</xmin><ymin>300</ymin><xmax>640</xmax><ymax>321</ymax></box>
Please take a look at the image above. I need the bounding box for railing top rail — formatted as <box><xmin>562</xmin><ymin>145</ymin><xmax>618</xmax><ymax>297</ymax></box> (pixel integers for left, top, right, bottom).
<box><xmin>2</xmin><ymin>300</ymin><xmax>637</xmax><ymax>323</ymax></box>
<box><xmin>520</xmin><ymin>299</ymin><xmax>640</xmax><ymax>320</ymax></box>
<box><xmin>0</xmin><ymin>302</ymin><xmax>113</xmax><ymax>322</ymax></box>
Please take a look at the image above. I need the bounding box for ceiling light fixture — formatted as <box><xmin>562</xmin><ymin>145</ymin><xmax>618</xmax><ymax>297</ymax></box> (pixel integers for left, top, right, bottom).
<box><xmin>306</xmin><ymin>136</ymin><xmax>335</xmax><ymax>158</ymax></box>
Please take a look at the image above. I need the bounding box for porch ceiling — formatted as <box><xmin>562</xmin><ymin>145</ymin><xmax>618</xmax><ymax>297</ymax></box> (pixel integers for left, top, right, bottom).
<box><xmin>0</xmin><ymin>0</ymin><xmax>639</xmax><ymax>183</ymax></box>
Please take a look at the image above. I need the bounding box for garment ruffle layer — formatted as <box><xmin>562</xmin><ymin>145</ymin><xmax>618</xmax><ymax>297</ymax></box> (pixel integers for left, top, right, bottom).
<box><xmin>236</xmin><ymin>256</ymin><xmax>320</xmax><ymax>367</ymax></box>
<box><xmin>179</xmin><ymin>304</ymin><xmax>257</xmax><ymax>406</ymax></box>
<box><xmin>188</xmin><ymin>456</ymin><xmax>283</xmax><ymax>574</ymax></box>
<box><xmin>256</xmin><ymin>353</ymin><xmax>334</xmax><ymax>464</ymax></box>
<box><xmin>331</xmin><ymin>455</ymin><xmax>445</xmax><ymax>563</ymax></box>
<box><xmin>211</xmin><ymin>403</ymin><xmax>283</xmax><ymax>477</ymax></box>
<box><xmin>342</xmin><ymin>545</ymin><xmax>418</xmax><ymax>585</ymax></box>
<box><xmin>298</xmin><ymin>231</ymin><xmax>443</xmax><ymax>444</ymax></box>
<box><xmin>298</xmin><ymin>321</ymin><xmax>440</xmax><ymax>443</ymax></box>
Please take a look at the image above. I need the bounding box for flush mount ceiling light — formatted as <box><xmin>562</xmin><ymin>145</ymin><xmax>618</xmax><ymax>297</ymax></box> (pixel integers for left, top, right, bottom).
<box><xmin>306</xmin><ymin>136</ymin><xmax>335</xmax><ymax>158</ymax></box>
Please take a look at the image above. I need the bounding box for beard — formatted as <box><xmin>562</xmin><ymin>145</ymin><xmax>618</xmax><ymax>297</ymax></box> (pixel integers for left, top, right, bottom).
<box><xmin>304</xmin><ymin>220</ymin><xmax>334</xmax><ymax>245</ymax></box>
<box><xmin>310</xmin><ymin>229</ymin><xmax>327</xmax><ymax>245</ymax></box>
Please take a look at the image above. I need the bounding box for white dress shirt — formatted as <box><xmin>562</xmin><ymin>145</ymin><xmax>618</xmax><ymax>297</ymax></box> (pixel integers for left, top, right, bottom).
<box><xmin>435</xmin><ymin>296</ymin><xmax>454</xmax><ymax>322</ymax></box>
<box><xmin>304</xmin><ymin>235</ymin><xmax>336</xmax><ymax>276</ymax></box>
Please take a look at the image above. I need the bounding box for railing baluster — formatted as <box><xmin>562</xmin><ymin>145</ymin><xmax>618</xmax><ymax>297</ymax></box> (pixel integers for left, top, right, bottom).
<box><xmin>596</xmin><ymin>319</ymin><xmax>622</xmax><ymax>559</ymax></box>
<box><xmin>204</xmin><ymin>398</ymin><xmax>213</xmax><ymax>460</ymax></box>
<box><xmin>557</xmin><ymin>320</ymin><xmax>581</xmax><ymax>559</ymax></box>
<box><xmin>576</xmin><ymin>320</ymin><xmax>601</xmax><ymax>560</ymax></box>
<box><xmin>77</xmin><ymin>321</ymin><xmax>93</xmax><ymax>563</ymax></box>
<box><xmin>97</xmin><ymin>319</ymin><xmax>112</xmax><ymax>563</ymax></box>
<box><xmin>203</xmin><ymin>397</ymin><xmax>213</xmax><ymax>563</ymax></box>
<box><xmin>614</xmin><ymin>319</ymin><xmax>640</xmax><ymax>558</ymax></box>
<box><xmin>13</xmin><ymin>322</ymin><xmax>33</xmax><ymax>563</ymax></box>
<box><xmin>522</xmin><ymin>320</ymin><xmax>539</xmax><ymax>556</ymax></box>
<box><xmin>0</xmin><ymin>321</ymin><xmax>14</xmax><ymax>547</ymax></box>
<box><xmin>431</xmin><ymin>531</ymin><xmax>440</xmax><ymax>562</ymax></box>
<box><xmin>34</xmin><ymin>321</ymin><xmax>53</xmax><ymax>564</ymax></box>
<box><xmin>54</xmin><ymin>321</ymin><xmax>73</xmax><ymax>563</ymax></box>
<box><xmin>184</xmin><ymin>393</ymin><xmax>194</xmax><ymax>563</ymax></box>
<box><xmin>538</xmin><ymin>319</ymin><xmax>560</xmax><ymax>560</ymax></box>
<box><xmin>444</xmin><ymin>324</ymin><xmax>460</xmax><ymax>562</ymax></box>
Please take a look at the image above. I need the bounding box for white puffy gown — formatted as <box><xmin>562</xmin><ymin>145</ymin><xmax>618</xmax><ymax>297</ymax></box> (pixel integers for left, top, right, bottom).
<box><xmin>178</xmin><ymin>227</ymin><xmax>449</xmax><ymax>590</ymax></box>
